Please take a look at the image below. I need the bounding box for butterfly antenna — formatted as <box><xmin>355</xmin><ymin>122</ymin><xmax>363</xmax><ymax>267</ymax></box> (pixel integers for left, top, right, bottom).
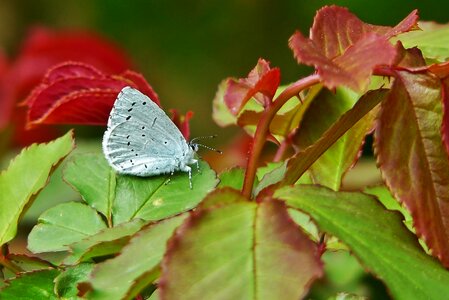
<box><xmin>195</xmin><ymin>143</ymin><xmax>223</xmax><ymax>154</ymax></box>
<box><xmin>190</xmin><ymin>135</ymin><xmax>218</xmax><ymax>143</ymax></box>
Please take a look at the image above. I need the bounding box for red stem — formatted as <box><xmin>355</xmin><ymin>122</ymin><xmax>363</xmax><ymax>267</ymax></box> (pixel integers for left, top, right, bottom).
<box><xmin>0</xmin><ymin>246</ymin><xmax>23</xmax><ymax>274</ymax></box>
<box><xmin>273</xmin><ymin>139</ymin><xmax>288</xmax><ymax>162</ymax></box>
<box><xmin>241</xmin><ymin>74</ymin><xmax>321</xmax><ymax>199</ymax></box>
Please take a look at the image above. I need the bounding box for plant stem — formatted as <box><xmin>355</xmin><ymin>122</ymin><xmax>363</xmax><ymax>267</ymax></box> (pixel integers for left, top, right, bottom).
<box><xmin>0</xmin><ymin>246</ymin><xmax>24</xmax><ymax>274</ymax></box>
<box><xmin>242</xmin><ymin>74</ymin><xmax>321</xmax><ymax>199</ymax></box>
<box><xmin>273</xmin><ymin>139</ymin><xmax>289</xmax><ymax>162</ymax></box>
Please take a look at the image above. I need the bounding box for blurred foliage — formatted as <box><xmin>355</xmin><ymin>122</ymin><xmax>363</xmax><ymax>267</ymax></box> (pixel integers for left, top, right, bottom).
<box><xmin>0</xmin><ymin>0</ymin><xmax>447</xmax><ymax>139</ymax></box>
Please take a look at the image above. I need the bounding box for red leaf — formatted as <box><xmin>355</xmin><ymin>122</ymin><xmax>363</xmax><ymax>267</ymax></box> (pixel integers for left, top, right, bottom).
<box><xmin>224</xmin><ymin>59</ymin><xmax>280</xmax><ymax>115</ymax></box>
<box><xmin>170</xmin><ymin>109</ymin><xmax>194</xmax><ymax>140</ymax></box>
<box><xmin>310</xmin><ymin>6</ymin><xmax>418</xmax><ymax>58</ymax></box>
<box><xmin>23</xmin><ymin>62</ymin><xmax>159</xmax><ymax>128</ymax></box>
<box><xmin>119</xmin><ymin>70</ymin><xmax>159</xmax><ymax>104</ymax></box>
<box><xmin>290</xmin><ymin>32</ymin><xmax>396</xmax><ymax>91</ymax></box>
<box><xmin>290</xmin><ymin>6</ymin><xmax>419</xmax><ymax>92</ymax></box>
<box><xmin>0</xmin><ymin>27</ymin><xmax>133</xmax><ymax>145</ymax></box>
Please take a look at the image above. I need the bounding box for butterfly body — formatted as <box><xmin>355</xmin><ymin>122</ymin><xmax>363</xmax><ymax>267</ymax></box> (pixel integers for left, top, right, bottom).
<box><xmin>102</xmin><ymin>87</ymin><xmax>197</xmax><ymax>186</ymax></box>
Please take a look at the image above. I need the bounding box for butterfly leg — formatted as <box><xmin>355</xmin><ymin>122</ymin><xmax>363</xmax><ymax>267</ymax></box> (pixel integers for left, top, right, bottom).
<box><xmin>195</xmin><ymin>159</ymin><xmax>201</xmax><ymax>174</ymax></box>
<box><xmin>180</xmin><ymin>164</ymin><xmax>193</xmax><ymax>189</ymax></box>
<box><xmin>188</xmin><ymin>167</ymin><xmax>192</xmax><ymax>189</ymax></box>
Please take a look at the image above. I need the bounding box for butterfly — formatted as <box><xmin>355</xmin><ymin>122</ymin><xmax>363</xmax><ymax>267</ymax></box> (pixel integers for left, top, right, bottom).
<box><xmin>102</xmin><ymin>86</ymin><xmax>220</xmax><ymax>188</ymax></box>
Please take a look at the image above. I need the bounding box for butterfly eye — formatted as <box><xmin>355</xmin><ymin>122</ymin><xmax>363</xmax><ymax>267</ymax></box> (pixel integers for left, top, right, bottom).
<box><xmin>191</xmin><ymin>144</ymin><xmax>199</xmax><ymax>151</ymax></box>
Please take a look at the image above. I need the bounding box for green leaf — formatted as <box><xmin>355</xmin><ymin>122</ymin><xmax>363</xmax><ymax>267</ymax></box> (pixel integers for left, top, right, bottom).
<box><xmin>6</xmin><ymin>255</ymin><xmax>52</xmax><ymax>273</ymax></box>
<box><xmin>397</xmin><ymin>22</ymin><xmax>449</xmax><ymax>61</ymax></box>
<box><xmin>295</xmin><ymin>87</ymin><xmax>377</xmax><ymax>190</ymax></box>
<box><xmin>277</xmin><ymin>89</ymin><xmax>387</xmax><ymax>188</ymax></box>
<box><xmin>113</xmin><ymin>160</ymin><xmax>218</xmax><ymax>224</ymax></box>
<box><xmin>256</xmin><ymin>161</ymin><xmax>284</xmax><ymax>182</ymax></box>
<box><xmin>0</xmin><ymin>269</ymin><xmax>60</xmax><ymax>299</ymax></box>
<box><xmin>254</xmin><ymin>161</ymin><xmax>312</xmax><ymax>196</ymax></box>
<box><xmin>64</xmin><ymin>153</ymin><xmax>116</xmax><ymax>224</ymax></box>
<box><xmin>0</xmin><ymin>131</ymin><xmax>74</xmax><ymax>247</ymax></box>
<box><xmin>308</xmin><ymin>251</ymin><xmax>367</xmax><ymax>299</ymax></box>
<box><xmin>54</xmin><ymin>263</ymin><xmax>94</xmax><ymax>300</ymax></box>
<box><xmin>276</xmin><ymin>185</ymin><xmax>449</xmax><ymax>300</ymax></box>
<box><xmin>254</xmin><ymin>161</ymin><xmax>287</xmax><ymax>195</ymax></box>
<box><xmin>375</xmin><ymin>71</ymin><xmax>449</xmax><ymax>266</ymax></box>
<box><xmin>86</xmin><ymin>214</ymin><xmax>187</xmax><ymax>300</ymax></box>
<box><xmin>63</xmin><ymin>219</ymin><xmax>146</xmax><ymax>265</ymax></box>
<box><xmin>218</xmin><ymin>167</ymin><xmax>245</xmax><ymax>190</ymax></box>
<box><xmin>212</xmin><ymin>79</ymin><xmax>237</xmax><ymax>127</ymax></box>
<box><xmin>28</xmin><ymin>202</ymin><xmax>107</xmax><ymax>253</ymax></box>
<box><xmin>159</xmin><ymin>189</ymin><xmax>322</xmax><ymax>300</ymax></box>
<box><xmin>64</xmin><ymin>154</ymin><xmax>217</xmax><ymax>225</ymax></box>
<box><xmin>364</xmin><ymin>185</ymin><xmax>413</xmax><ymax>230</ymax></box>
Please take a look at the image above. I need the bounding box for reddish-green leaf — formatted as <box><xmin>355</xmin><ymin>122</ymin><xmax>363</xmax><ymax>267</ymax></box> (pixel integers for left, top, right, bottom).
<box><xmin>273</xmin><ymin>89</ymin><xmax>387</xmax><ymax>190</ymax></box>
<box><xmin>396</xmin><ymin>21</ymin><xmax>449</xmax><ymax>62</ymax></box>
<box><xmin>441</xmin><ymin>78</ymin><xmax>449</xmax><ymax>156</ymax></box>
<box><xmin>294</xmin><ymin>87</ymin><xmax>377</xmax><ymax>190</ymax></box>
<box><xmin>276</xmin><ymin>185</ymin><xmax>449</xmax><ymax>300</ymax></box>
<box><xmin>289</xmin><ymin>6</ymin><xmax>418</xmax><ymax>92</ymax></box>
<box><xmin>310</xmin><ymin>6</ymin><xmax>418</xmax><ymax>58</ymax></box>
<box><xmin>212</xmin><ymin>80</ymin><xmax>237</xmax><ymax>127</ymax></box>
<box><xmin>86</xmin><ymin>215</ymin><xmax>187</xmax><ymax>300</ymax></box>
<box><xmin>224</xmin><ymin>59</ymin><xmax>280</xmax><ymax>115</ymax></box>
<box><xmin>159</xmin><ymin>189</ymin><xmax>322</xmax><ymax>300</ymax></box>
<box><xmin>290</xmin><ymin>32</ymin><xmax>395</xmax><ymax>92</ymax></box>
<box><xmin>375</xmin><ymin>71</ymin><xmax>449</xmax><ymax>267</ymax></box>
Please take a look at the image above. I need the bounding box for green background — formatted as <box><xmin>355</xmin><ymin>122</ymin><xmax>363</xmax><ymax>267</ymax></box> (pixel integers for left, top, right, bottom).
<box><xmin>1</xmin><ymin>0</ymin><xmax>445</xmax><ymax>139</ymax></box>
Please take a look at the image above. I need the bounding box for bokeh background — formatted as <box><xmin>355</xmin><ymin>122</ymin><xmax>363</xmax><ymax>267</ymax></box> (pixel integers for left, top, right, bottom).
<box><xmin>1</xmin><ymin>1</ymin><xmax>446</xmax><ymax>299</ymax></box>
<box><xmin>0</xmin><ymin>0</ymin><xmax>446</xmax><ymax>140</ymax></box>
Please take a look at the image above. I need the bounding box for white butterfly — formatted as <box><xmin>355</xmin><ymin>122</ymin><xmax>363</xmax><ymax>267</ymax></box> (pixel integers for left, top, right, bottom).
<box><xmin>102</xmin><ymin>86</ymin><xmax>219</xmax><ymax>188</ymax></box>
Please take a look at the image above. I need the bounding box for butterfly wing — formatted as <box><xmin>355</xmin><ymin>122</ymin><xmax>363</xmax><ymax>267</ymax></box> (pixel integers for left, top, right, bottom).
<box><xmin>103</xmin><ymin>87</ymin><xmax>190</xmax><ymax>176</ymax></box>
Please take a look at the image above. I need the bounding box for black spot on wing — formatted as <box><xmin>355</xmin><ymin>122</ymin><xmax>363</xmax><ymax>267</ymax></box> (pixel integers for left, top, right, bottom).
<box><xmin>126</xmin><ymin>116</ymin><xmax>131</xmax><ymax>121</ymax></box>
